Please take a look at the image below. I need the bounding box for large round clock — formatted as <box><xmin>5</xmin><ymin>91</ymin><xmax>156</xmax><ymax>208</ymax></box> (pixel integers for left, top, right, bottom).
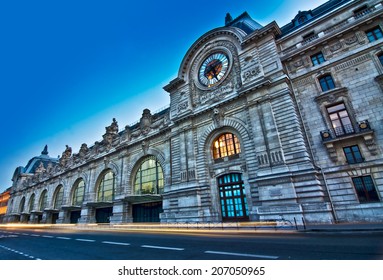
<box><xmin>198</xmin><ymin>52</ymin><xmax>229</xmax><ymax>87</ymax></box>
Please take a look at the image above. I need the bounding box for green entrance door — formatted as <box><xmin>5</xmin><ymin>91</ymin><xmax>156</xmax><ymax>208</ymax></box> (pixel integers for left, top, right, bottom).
<box><xmin>218</xmin><ymin>173</ymin><xmax>249</xmax><ymax>221</ymax></box>
<box><xmin>133</xmin><ymin>202</ymin><xmax>162</xmax><ymax>222</ymax></box>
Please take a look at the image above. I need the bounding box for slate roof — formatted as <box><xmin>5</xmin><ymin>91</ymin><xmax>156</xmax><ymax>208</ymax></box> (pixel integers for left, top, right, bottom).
<box><xmin>225</xmin><ymin>11</ymin><xmax>263</xmax><ymax>34</ymax></box>
<box><xmin>279</xmin><ymin>0</ymin><xmax>353</xmax><ymax>36</ymax></box>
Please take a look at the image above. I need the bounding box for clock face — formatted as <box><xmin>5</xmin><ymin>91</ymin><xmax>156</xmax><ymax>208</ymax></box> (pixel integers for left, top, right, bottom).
<box><xmin>198</xmin><ymin>52</ymin><xmax>229</xmax><ymax>87</ymax></box>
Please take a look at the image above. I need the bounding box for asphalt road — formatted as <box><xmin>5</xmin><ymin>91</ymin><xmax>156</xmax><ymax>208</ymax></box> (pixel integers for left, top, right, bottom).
<box><xmin>0</xmin><ymin>227</ymin><xmax>382</xmax><ymax>260</ymax></box>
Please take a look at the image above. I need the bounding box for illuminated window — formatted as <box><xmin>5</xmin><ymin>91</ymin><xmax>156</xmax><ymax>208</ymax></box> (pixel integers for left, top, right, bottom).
<box><xmin>72</xmin><ymin>179</ymin><xmax>85</xmax><ymax>206</ymax></box>
<box><xmin>29</xmin><ymin>194</ymin><xmax>35</xmax><ymax>212</ymax></box>
<box><xmin>134</xmin><ymin>156</ymin><xmax>164</xmax><ymax>195</ymax></box>
<box><xmin>213</xmin><ymin>133</ymin><xmax>241</xmax><ymax>159</ymax></box>
<box><xmin>327</xmin><ymin>103</ymin><xmax>354</xmax><ymax>136</ymax></box>
<box><xmin>352</xmin><ymin>176</ymin><xmax>380</xmax><ymax>203</ymax></box>
<box><xmin>54</xmin><ymin>186</ymin><xmax>64</xmax><ymax>209</ymax></box>
<box><xmin>218</xmin><ymin>173</ymin><xmax>249</xmax><ymax>221</ymax></box>
<box><xmin>40</xmin><ymin>190</ymin><xmax>48</xmax><ymax>211</ymax></box>
<box><xmin>97</xmin><ymin>170</ymin><xmax>116</xmax><ymax>202</ymax></box>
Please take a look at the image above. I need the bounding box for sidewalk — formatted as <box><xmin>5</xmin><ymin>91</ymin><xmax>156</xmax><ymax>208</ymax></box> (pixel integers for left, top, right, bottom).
<box><xmin>301</xmin><ymin>222</ymin><xmax>383</xmax><ymax>232</ymax></box>
<box><xmin>2</xmin><ymin>222</ymin><xmax>383</xmax><ymax>233</ymax></box>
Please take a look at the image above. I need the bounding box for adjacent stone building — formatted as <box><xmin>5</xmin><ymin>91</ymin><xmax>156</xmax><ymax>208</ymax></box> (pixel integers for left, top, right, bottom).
<box><xmin>5</xmin><ymin>0</ymin><xmax>383</xmax><ymax>225</ymax></box>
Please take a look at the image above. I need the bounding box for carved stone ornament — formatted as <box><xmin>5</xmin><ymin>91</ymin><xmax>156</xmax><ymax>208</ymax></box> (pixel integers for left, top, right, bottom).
<box><xmin>242</xmin><ymin>65</ymin><xmax>261</xmax><ymax>82</ymax></box>
<box><xmin>35</xmin><ymin>162</ymin><xmax>46</xmax><ymax>174</ymax></box>
<box><xmin>140</xmin><ymin>109</ymin><xmax>152</xmax><ymax>135</ymax></box>
<box><xmin>59</xmin><ymin>145</ymin><xmax>72</xmax><ymax>167</ymax></box>
<box><xmin>79</xmin><ymin>143</ymin><xmax>89</xmax><ymax>158</ymax></box>
<box><xmin>130</xmin><ymin>109</ymin><xmax>167</xmax><ymax>138</ymax></box>
<box><xmin>141</xmin><ymin>140</ymin><xmax>149</xmax><ymax>154</ymax></box>
<box><xmin>212</xmin><ymin>107</ymin><xmax>224</xmax><ymax>127</ymax></box>
<box><xmin>329</xmin><ymin>42</ymin><xmax>342</xmax><ymax>53</ymax></box>
<box><xmin>102</xmin><ymin>118</ymin><xmax>120</xmax><ymax>148</ymax></box>
<box><xmin>106</xmin><ymin>118</ymin><xmax>119</xmax><ymax>135</ymax></box>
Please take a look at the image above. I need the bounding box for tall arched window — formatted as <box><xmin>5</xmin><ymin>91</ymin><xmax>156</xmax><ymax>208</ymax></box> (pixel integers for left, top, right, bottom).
<box><xmin>29</xmin><ymin>194</ymin><xmax>35</xmax><ymax>212</ymax></box>
<box><xmin>72</xmin><ymin>179</ymin><xmax>85</xmax><ymax>206</ymax></box>
<box><xmin>212</xmin><ymin>133</ymin><xmax>241</xmax><ymax>159</ymax></box>
<box><xmin>39</xmin><ymin>190</ymin><xmax>48</xmax><ymax>211</ymax></box>
<box><xmin>19</xmin><ymin>197</ymin><xmax>25</xmax><ymax>213</ymax></box>
<box><xmin>54</xmin><ymin>185</ymin><xmax>64</xmax><ymax>209</ymax></box>
<box><xmin>97</xmin><ymin>170</ymin><xmax>116</xmax><ymax>202</ymax></box>
<box><xmin>134</xmin><ymin>156</ymin><xmax>164</xmax><ymax>195</ymax></box>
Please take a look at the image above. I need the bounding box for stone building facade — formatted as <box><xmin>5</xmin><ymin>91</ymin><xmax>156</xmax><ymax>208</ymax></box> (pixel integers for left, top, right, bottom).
<box><xmin>5</xmin><ymin>0</ymin><xmax>383</xmax><ymax>225</ymax></box>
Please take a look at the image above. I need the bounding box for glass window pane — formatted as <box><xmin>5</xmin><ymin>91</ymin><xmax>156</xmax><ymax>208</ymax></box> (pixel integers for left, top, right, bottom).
<box><xmin>352</xmin><ymin>176</ymin><xmax>380</xmax><ymax>203</ymax></box>
<box><xmin>134</xmin><ymin>157</ymin><xmax>164</xmax><ymax>195</ymax></box>
<box><xmin>217</xmin><ymin>173</ymin><xmax>248</xmax><ymax>221</ymax></box>
<box><xmin>98</xmin><ymin>171</ymin><xmax>115</xmax><ymax>202</ymax></box>
<box><xmin>212</xmin><ymin>133</ymin><xmax>241</xmax><ymax>159</ymax></box>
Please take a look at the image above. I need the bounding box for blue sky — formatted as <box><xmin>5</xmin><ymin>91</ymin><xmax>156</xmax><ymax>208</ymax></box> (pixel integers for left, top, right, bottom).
<box><xmin>0</xmin><ymin>0</ymin><xmax>328</xmax><ymax>192</ymax></box>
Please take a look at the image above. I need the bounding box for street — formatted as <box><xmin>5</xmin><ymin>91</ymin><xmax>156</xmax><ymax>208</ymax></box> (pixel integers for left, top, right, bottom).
<box><xmin>0</xmin><ymin>227</ymin><xmax>382</xmax><ymax>260</ymax></box>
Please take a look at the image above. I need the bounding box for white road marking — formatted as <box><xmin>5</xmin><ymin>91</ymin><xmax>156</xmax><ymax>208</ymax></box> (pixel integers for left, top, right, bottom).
<box><xmin>31</xmin><ymin>234</ymin><xmax>40</xmax><ymax>237</ymax></box>
<box><xmin>42</xmin><ymin>235</ymin><xmax>54</xmax><ymax>238</ymax></box>
<box><xmin>102</xmin><ymin>241</ymin><xmax>130</xmax><ymax>246</ymax></box>
<box><xmin>56</xmin><ymin>236</ymin><xmax>72</xmax><ymax>240</ymax></box>
<box><xmin>75</xmin><ymin>238</ymin><xmax>96</xmax><ymax>242</ymax></box>
<box><xmin>141</xmin><ymin>245</ymin><xmax>184</xmax><ymax>251</ymax></box>
<box><xmin>204</xmin><ymin>250</ymin><xmax>279</xmax><ymax>259</ymax></box>
<box><xmin>0</xmin><ymin>245</ymin><xmax>41</xmax><ymax>260</ymax></box>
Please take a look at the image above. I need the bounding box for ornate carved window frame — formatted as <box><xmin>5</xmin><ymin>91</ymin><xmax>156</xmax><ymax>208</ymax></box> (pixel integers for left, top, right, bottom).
<box><xmin>315</xmin><ymin>87</ymin><xmax>377</xmax><ymax>161</ymax></box>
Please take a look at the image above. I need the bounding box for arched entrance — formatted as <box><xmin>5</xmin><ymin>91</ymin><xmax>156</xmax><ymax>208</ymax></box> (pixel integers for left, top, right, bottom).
<box><xmin>217</xmin><ymin>173</ymin><xmax>249</xmax><ymax>221</ymax></box>
<box><xmin>131</xmin><ymin>156</ymin><xmax>164</xmax><ymax>222</ymax></box>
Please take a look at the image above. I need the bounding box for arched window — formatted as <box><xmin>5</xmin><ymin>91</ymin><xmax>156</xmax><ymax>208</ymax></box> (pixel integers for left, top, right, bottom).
<box><xmin>19</xmin><ymin>197</ymin><xmax>25</xmax><ymax>213</ymax></box>
<box><xmin>134</xmin><ymin>156</ymin><xmax>164</xmax><ymax>195</ymax></box>
<box><xmin>319</xmin><ymin>74</ymin><xmax>335</xmax><ymax>92</ymax></box>
<box><xmin>72</xmin><ymin>179</ymin><xmax>85</xmax><ymax>206</ymax></box>
<box><xmin>29</xmin><ymin>194</ymin><xmax>35</xmax><ymax>212</ymax></box>
<box><xmin>212</xmin><ymin>133</ymin><xmax>241</xmax><ymax>159</ymax></box>
<box><xmin>97</xmin><ymin>170</ymin><xmax>116</xmax><ymax>202</ymax></box>
<box><xmin>54</xmin><ymin>185</ymin><xmax>64</xmax><ymax>209</ymax></box>
<box><xmin>39</xmin><ymin>190</ymin><xmax>48</xmax><ymax>211</ymax></box>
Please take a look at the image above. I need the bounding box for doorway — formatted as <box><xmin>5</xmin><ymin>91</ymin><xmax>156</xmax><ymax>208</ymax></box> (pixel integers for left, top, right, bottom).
<box><xmin>217</xmin><ymin>173</ymin><xmax>249</xmax><ymax>221</ymax></box>
<box><xmin>133</xmin><ymin>202</ymin><xmax>162</xmax><ymax>222</ymax></box>
<box><xmin>95</xmin><ymin>207</ymin><xmax>113</xmax><ymax>223</ymax></box>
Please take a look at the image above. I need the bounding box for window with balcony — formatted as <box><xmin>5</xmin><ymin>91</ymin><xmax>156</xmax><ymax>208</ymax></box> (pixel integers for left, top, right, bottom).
<box><xmin>343</xmin><ymin>145</ymin><xmax>364</xmax><ymax>164</ymax></box>
<box><xmin>352</xmin><ymin>176</ymin><xmax>380</xmax><ymax>203</ymax></box>
<box><xmin>311</xmin><ymin>52</ymin><xmax>325</xmax><ymax>66</ymax></box>
<box><xmin>319</xmin><ymin>74</ymin><xmax>335</xmax><ymax>92</ymax></box>
<box><xmin>366</xmin><ymin>26</ymin><xmax>383</xmax><ymax>42</ymax></box>
<box><xmin>327</xmin><ymin>103</ymin><xmax>354</xmax><ymax>136</ymax></box>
